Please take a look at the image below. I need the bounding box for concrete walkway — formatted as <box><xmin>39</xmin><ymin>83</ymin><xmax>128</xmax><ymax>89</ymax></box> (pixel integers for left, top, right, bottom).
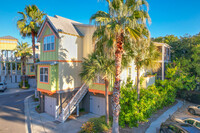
<box><xmin>24</xmin><ymin>95</ymin><xmax>99</xmax><ymax>133</ymax></box>
<box><xmin>145</xmin><ymin>100</ymin><xmax>183</xmax><ymax>133</ymax></box>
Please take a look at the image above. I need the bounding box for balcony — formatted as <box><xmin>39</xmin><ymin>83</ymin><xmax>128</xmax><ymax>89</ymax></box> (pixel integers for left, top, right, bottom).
<box><xmin>89</xmin><ymin>83</ymin><xmax>113</xmax><ymax>95</ymax></box>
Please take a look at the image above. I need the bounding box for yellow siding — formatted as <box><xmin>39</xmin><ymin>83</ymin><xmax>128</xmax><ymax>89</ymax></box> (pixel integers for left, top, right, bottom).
<box><xmin>0</xmin><ymin>39</ymin><xmax>17</xmax><ymax>50</ymax></box>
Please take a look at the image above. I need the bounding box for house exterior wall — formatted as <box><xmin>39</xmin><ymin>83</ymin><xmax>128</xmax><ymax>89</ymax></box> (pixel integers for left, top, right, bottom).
<box><xmin>120</xmin><ymin>61</ymin><xmax>146</xmax><ymax>85</ymax></box>
<box><xmin>75</xmin><ymin>25</ymin><xmax>96</xmax><ymax>58</ymax></box>
<box><xmin>58</xmin><ymin>62</ymin><xmax>82</xmax><ymax>91</ymax></box>
<box><xmin>58</xmin><ymin>33</ymin><xmax>83</xmax><ymax>61</ymax></box>
<box><xmin>40</xmin><ymin>26</ymin><xmax>59</xmax><ymax>61</ymax></box>
<box><xmin>37</xmin><ymin>64</ymin><xmax>58</xmax><ymax>93</ymax></box>
<box><xmin>26</xmin><ymin>64</ymin><xmax>35</xmax><ymax>76</ymax></box>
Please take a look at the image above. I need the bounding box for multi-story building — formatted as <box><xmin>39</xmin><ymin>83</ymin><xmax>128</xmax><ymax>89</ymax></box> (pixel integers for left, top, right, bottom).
<box><xmin>154</xmin><ymin>42</ymin><xmax>171</xmax><ymax>80</ymax></box>
<box><xmin>0</xmin><ymin>36</ymin><xmax>21</xmax><ymax>84</ymax></box>
<box><xmin>36</xmin><ymin>15</ymin><xmax>157</xmax><ymax>122</ymax></box>
<box><xmin>26</xmin><ymin>43</ymin><xmax>40</xmax><ymax>88</ymax></box>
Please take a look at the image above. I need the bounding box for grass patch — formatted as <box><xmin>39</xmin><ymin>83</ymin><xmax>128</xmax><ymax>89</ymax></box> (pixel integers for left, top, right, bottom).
<box><xmin>80</xmin><ymin>116</ymin><xmax>112</xmax><ymax>133</ymax></box>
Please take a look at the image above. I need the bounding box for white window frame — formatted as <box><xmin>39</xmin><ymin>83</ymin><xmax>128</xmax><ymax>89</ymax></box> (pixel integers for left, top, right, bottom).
<box><xmin>43</xmin><ymin>35</ymin><xmax>55</xmax><ymax>51</ymax></box>
<box><xmin>40</xmin><ymin>67</ymin><xmax>48</xmax><ymax>83</ymax></box>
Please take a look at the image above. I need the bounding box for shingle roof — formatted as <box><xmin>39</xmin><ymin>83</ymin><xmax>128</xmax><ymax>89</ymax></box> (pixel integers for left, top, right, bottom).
<box><xmin>0</xmin><ymin>36</ymin><xmax>17</xmax><ymax>40</ymax></box>
<box><xmin>47</xmin><ymin>15</ymin><xmax>84</xmax><ymax>36</ymax></box>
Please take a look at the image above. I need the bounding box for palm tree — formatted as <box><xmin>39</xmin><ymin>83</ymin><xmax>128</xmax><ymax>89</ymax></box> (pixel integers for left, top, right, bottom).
<box><xmin>15</xmin><ymin>42</ymin><xmax>32</xmax><ymax>88</ymax></box>
<box><xmin>90</xmin><ymin>0</ymin><xmax>150</xmax><ymax>132</ymax></box>
<box><xmin>17</xmin><ymin>5</ymin><xmax>45</xmax><ymax>80</ymax></box>
<box><xmin>80</xmin><ymin>52</ymin><xmax>115</xmax><ymax>125</ymax></box>
<box><xmin>130</xmin><ymin>39</ymin><xmax>161</xmax><ymax>101</ymax></box>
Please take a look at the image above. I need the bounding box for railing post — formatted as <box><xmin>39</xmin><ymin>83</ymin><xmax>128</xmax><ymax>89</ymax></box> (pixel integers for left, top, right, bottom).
<box><xmin>55</xmin><ymin>106</ymin><xmax>58</xmax><ymax>120</ymax></box>
<box><xmin>62</xmin><ymin>108</ymin><xmax>65</xmax><ymax>123</ymax></box>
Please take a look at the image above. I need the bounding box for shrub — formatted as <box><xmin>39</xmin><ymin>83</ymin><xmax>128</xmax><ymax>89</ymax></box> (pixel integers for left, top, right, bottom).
<box><xmin>119</xmin><ymin>80</ymin><xmax>176</xmax><ymax>128</ymax></box>
<box><xmin>80</xmin><ymin>122</ymin><xmax>95</xmax><ymax>133</ymax></box>
<box><xmin>80</xmin><ymin>116</ymin><xmax>112</xmax><ymax>133</ymax></box>
<box><xmin>19</xmin><ymin>80</ymin><xmax>30</xmax><ymax>89</ymax></box>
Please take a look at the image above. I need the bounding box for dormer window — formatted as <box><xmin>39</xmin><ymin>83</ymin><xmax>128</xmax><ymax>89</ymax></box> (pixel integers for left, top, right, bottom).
<box><xmin>44</xmin><ymin>35</ymin><xmax>55</xmax><ymax>51</ymax></box>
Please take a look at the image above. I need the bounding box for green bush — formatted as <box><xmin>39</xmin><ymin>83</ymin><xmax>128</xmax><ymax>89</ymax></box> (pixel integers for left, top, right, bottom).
<box><xmin>19</xmin><ymin>80</ymin><xmax>30</xmax><ymax>89</ymax></box>
<box><xmin>80</xmin><ymin>116</ymin><xmax>112</xmax><ymax>133</ymax></box>
<box><xmin>119</xmin><ymin>80</ymin><xmax>176</xmax><ymax>128</ymax></box>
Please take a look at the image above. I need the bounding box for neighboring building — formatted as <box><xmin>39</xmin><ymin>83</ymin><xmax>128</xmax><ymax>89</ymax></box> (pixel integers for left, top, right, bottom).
<box><xmin>154</xmin><ymin>42</ymin><xmax>171</xmax><ymax>80</ymax></box>
<box><xmin>36</xmin><ymin>15</ymin><xmax>157</xmax><ymax>122</ymax></box>
<box><xmin>26</xmin><ymin>43</ymin><xmax>40</xmax><ymax>77</ymax></box>
<box><xmin>25</xmin><ymin>43</ymin><xmax>40</xmax><ymax>88</ymax></box>
<box><xmin>0</xmin><ymin>36</ymin><xmax>21</xmax><ymax>83</ymax></box>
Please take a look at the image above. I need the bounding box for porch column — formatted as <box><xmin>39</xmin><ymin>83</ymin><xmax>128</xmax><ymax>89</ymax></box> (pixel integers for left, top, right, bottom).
<box><xmin>6</xmin><ymin>50</ymin><xmax>8</xmax><ymax>61</ymax></box>
<box><xmin>10</xmin><ymin>63</ymin><xmax>13</xmax><ymax>75</ymax></box>
<box><xmin>60</xmin><ymin>93</ymin><xmax>63</xmax><ymax>113</ymax></box>
<box><xmin>76</xmin><ymin>104</ymin><xmax>79</xmax><ymax>116</ymax></box>
<box><xmin>15</xmin><ymin>63</ymin><xmax>17</xmax><ymax>75</ymax></box>
<box><xmin>0</xmin><ymin>50</ymin><xmax>2</xmax><ymax>61</ymax></box>
<box><xmin>5</xmin><ymin>62</ymin><xmax>7</xmax><ymax>76</ymax></box>
<box><xmin>0</xmin><ymin>62</ymin><xmax>1</xmax><ymax>75</ymax></box>
<box><xmin>162</xmin><ymin>45</ymin><xmax>165</xmax><ymax>80</ymax></box>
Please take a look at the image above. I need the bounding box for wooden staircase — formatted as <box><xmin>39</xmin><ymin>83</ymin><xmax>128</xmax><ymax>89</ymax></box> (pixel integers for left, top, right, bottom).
<box><xmin>55</xmin><ymin>83</ymin><xmax>88</xmax><ymax>123</ymax></box>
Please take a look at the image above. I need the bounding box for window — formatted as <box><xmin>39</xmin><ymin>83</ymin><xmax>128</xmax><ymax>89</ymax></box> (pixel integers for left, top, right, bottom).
<box><xmin>30</xmin><ymin>65</ymin><xmax>34</xmax><ymax>72</ymax></box>
<box><xmin>43</xmin><ymin>35</ymin><xmax>55</xmax><ymax>51</ymax></box>
<box><xmin>128</xmin><ymin>67</ymin><xmax>131</xmax><ymax>78</ymax></box>
<box><xmin>40</xmin><ymin>67</ymin><xmax>48</xmax><ymax>83</ymax></box>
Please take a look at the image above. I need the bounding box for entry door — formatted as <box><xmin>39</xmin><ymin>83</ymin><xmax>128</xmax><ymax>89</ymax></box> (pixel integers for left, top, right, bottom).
<box><xmin>90</xmin><ymin>96</ymin><xmax>105</xmax><ymax>116</ymax></box>
<box><xmin>45</xmin><ymin>96</ymin><xmax>57</xmax><ymax>116</ymax></box>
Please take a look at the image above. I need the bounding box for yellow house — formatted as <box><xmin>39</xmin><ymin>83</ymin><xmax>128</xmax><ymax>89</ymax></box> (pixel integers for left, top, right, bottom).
<box><xmin>0</xmin><ymin>36</ymin><xmax>21</xmax><ymax>84</ymax></box>
<box><xmin>36</xmin><ymin>15</ymin><xmax>168</xmax><ymax>122</ymax></box>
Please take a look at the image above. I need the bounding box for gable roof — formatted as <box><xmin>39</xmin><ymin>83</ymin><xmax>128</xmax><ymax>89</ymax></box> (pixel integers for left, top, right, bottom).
<box><xmin>37</xmin><ymin>15</ymin><xmax>89</xmax><ymax>40</ymax></box>
<box><xmin>0</xmin><ymin>36</ymin><xmax>18</xmax><ymax>40</ymax></box>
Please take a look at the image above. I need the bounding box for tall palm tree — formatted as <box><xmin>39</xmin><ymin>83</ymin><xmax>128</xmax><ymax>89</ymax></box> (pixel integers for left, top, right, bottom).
<box><xmin>17</xmin><ymin>5</ymin><xmax>45</xmax><ymax>80</ymax></box>
<box><xmin>130</xmin><ymin>39</ymin><xmax>161</xmax><ymax>101</ymax></box>
<box><xmin>15</xmin><ymin>42</ymin><xmax>32</xmax><ymax>88</ymax></box>
<box><xmin>80</xmin><ymin>52</ymin><xmax>115</xmax><ymax>125</ymax></box>
<box><xmin>90</xmin><ymin>0</ymin><xmax>150</xmax><ymax>132</ymax></box>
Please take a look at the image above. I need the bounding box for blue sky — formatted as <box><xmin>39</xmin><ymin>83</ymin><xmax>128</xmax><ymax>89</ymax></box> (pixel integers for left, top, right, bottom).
<box><xmin>1</xmin><ymin>0</ymin><xmax>200</xmax><ymax>44</ymax></box>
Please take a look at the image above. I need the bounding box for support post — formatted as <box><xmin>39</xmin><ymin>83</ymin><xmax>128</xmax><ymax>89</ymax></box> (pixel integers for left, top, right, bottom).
<box><xmin>10</xmin><ymin>63</ymin><xmax>12</xmax><ymax>75</ymax></box>
<box><xmin>162</xmin><ymin>45</ymin><xmax>165</xmax><ymax>80</ymax></box>
<box><xmin>5</xmin><ymin>62</ymin><xmax>6</xmax><ymax>76</ymax></box>
<box><xmin>15</xmin><ymin>63</ymin><xmax>17</xmax><ymax>75</ymax></box>
<box><xmin>0</xmin><ymin>62</ymin><xmax>1</xmax><ymax>75</ymax></box>
<box><xmin>77</xmin><ymin>104</ymin><xmax>79</xmax><ymax>116</ymax></box>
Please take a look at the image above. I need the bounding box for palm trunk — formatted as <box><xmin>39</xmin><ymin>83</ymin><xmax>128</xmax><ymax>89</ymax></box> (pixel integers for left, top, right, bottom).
<box><xmin>105</xmin><ymin>78</ymin><xmax>109</xmax><ymax>125</ymax></box>
<box><xmin>22</xmin><ymin>59</ymin><xmax>26</xmax><ymax>88</ymax></box>
<box><xmin>31</xmin><ymin>31</ymin><xmax>37</xmax><ymax>83</ymax></box>
<box><xmin>112</xmin><ymin>34</ymin><xmax>123</xmax><ymax>133</ymax></box>
<box><xmin>136</xmin><ymin>66</ymin><xmax>140</xmax><ymax>101</ymax></box>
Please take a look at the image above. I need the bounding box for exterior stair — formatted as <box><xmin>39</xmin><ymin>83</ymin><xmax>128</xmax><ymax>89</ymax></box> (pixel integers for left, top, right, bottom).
<box><xmin>55</xmin><ymin>83</ymin><xmax>88</xmax><ymax>123</ymax></box>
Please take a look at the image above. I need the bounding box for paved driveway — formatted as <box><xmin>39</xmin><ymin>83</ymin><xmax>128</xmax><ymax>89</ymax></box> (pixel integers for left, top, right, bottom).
<box><xmin>0</xmin><ymin>91</ymin><xmax>34</xmax><ymax>133</ymax></box>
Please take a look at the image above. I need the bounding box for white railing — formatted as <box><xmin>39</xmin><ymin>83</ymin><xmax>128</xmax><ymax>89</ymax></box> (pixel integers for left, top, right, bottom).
<box><xmin>55</xmin><ymin>83</ymin><xmax>88</xmax><ymax>122</ymax></box>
